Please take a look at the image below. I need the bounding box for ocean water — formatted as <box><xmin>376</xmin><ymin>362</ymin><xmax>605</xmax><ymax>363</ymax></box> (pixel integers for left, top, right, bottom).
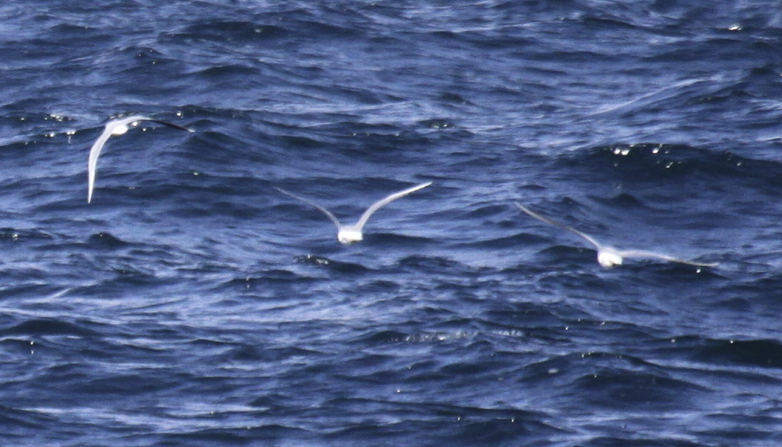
<box><xmin>1</xmin><ymin>1</ymin><xmax>782</xmax><ymax>445</ymax></box>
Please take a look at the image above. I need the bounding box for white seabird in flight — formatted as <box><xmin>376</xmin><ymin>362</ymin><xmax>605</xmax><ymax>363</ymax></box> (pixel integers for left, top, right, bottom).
<box><xmin>276</xmin><ymin>182</ymin><xmax>433</xmax><ymax>244</ymax></box>
<box><xmin>87</xmin><ymin>115</ymin><xmax>193</xmax><ymax>203</ymax></box>
<box><xmin>515</xmin><ymin>202</ymin><xmax>717</xmax><ymax>268</ymax></box>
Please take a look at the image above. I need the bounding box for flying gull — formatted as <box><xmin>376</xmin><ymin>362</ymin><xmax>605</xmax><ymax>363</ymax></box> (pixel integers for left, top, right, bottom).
<box><xmin>276</xmin><ymin>182</ymin><xmax>432</xmax><ymax>244</ymax></box>
<box><xmin>515</xmin><ymin>202</ymin><xmax>717</xmax><ymax>268</ymax></box>
<box><xmin>87</xmin><ymin>115</ymin><xmax>193</xmax><ymax>203</ymax></box>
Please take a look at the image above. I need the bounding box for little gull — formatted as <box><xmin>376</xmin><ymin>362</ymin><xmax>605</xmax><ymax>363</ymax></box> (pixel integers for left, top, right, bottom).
<box><xmin>515</xmin><ymin>202</ymin><xmax>717</xmax><ymax>268</ymax></box>
<box><xmin>276</xmin><ymin>182</ymin><xmax>432</xmax><ymax>244</ymax></box>
<box><xmin>87</xmin><ymin>115</ymin><xmax>193</xmax><ymax>203</ymax></box>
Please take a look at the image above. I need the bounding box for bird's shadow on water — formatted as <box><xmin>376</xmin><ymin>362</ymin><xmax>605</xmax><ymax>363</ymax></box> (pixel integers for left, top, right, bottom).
<box><xmin>536</xmin><ymin>244</ymin><xmax>596</xmax><ymax>266</ymax></box>
<box><xmin>293</xmin><ymin>253</ymin><xmax>374</xmax><ymax>275</ymax></box>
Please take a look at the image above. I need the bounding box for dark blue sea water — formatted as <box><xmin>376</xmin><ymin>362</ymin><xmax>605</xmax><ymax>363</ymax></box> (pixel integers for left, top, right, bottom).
<box><xmin>1</xmin><ymin>1</ymin><xmax>782</xmax><ymax>445</ymax></box>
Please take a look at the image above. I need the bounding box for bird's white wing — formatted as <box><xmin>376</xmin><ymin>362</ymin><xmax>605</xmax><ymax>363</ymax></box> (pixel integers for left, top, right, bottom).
<box><xmin>615</xmin><ymin>249</ymin><xmax>718</xmax><ymax>267</ymax></box>
<box><xmin>87</xmin><ymin>127</ymin><xmax>114</xmax><ymax>204</ymax></box>
<box><xmin>354</xmin><ymin>182</ymin><xmax>432</xmax><ymax>230</ymax></box>
<box><xmin>515</xmin><ymin>202</ymin><xmax>602</xmax><ymax>250</ymax></box>
<box><xmin>274</xmin><ymin>187</ymin><xmax>342</xmax><ymax>230</ymax></box>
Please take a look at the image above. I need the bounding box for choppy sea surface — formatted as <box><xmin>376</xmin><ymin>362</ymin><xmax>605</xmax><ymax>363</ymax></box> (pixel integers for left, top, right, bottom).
<box><xmin>2</xmin><ymin>1</ymin><xmax>782</xmax><ymax>445</ymax></box>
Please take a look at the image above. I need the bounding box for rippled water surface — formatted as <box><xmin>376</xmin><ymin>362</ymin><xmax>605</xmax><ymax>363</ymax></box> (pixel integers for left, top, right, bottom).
<box><xmin>1</xmin><ymin>1</ymin><xmax>782</xmax><ymax>445</ymax></box>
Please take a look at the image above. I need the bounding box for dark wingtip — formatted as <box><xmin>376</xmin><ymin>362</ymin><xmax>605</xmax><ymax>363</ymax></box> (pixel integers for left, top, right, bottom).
<box><xmin>151</xmin><ymin>120</ymin><xmax>194</xmax><ymax>133</ymax></box>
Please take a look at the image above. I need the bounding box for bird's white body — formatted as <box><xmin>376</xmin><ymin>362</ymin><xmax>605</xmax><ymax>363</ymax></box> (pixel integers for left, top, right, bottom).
<box><xmin>87</xmin><ymin>115</ymin><xmax>193</xmax><ymax>203</ymax></box>
<box><xmin>515</xmin><ymin>202</ymin><xmax>717</xmax><ymax>269</ymax></box>
<box><xmin>596</xmin><ymin>248</ymin><xmax>624</xmax><ymax>268</ymax></box>
<box><xmin>276</xmin><ymin>182</ymin><xmax>432</xmax><ymax>245</ymax></box>
<box><xmin>110</xmin><ymin>123</ymin><xmax>132</xmax><ymax>136</ymax></box>
<box><xmin>337</xmin><ymin>226</ymin><xmax>364</xmax><ymax>244</ymax></box>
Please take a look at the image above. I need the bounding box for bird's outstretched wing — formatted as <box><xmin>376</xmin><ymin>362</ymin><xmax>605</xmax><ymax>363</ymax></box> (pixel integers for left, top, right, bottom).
<box><xmin>274</xmin><ymin>187</ymin><xmax>342</xmax><ymax>230</ymax></box>
<box><xmin>616</xmin><ymin>249</ymin><xmax>718</xmax><ymax>267</ymax></box>
<box><xmin>354</xmin><ymin>182</ymin><xmax>432</xmax><ymax>230</ymax></box>
<box><xmin>87</xmin><ymin>127</ymin><xmax>116</xmax><ymax>203</ymax></box>
<box><xmin>146</xmin><ymin>120</ymin><xmax>193</xmax><ymax>133</ymax></box>
<box><xmin>515</xmin><ymin>202</ymin><xmax>602</xmax><ymax>250</ymax></box>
